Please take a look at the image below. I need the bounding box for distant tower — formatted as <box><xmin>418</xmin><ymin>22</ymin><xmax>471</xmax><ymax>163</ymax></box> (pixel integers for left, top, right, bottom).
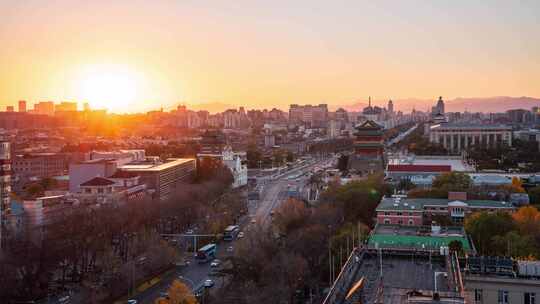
<box><xmin>436</xmin><ymin>96</ymin><xmax>445</xmax><ymax>115</ymax></box>
<box><xmin>83</xmin><ymin>102</ymin><xmax>91</xmax><ymax>112</ymax></box>
<box><xmin>387</xmin><ymin>99</ymin><xmax>394</xmax><ymax>114</ymax></box>
<box><xmin>18</xmin><ymin>100</ymin><xmax>26</xmax><ymax>112</ymax></box>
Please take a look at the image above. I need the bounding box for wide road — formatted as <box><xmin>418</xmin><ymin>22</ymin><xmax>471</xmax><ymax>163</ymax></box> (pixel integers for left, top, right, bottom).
<box><xmin>254</xmin><ymin>157</ymin><xmax>334</xmax><ymax>227</ymax></box>
<box><xmin>133</xmin><ymin>156</ymin><xmax>334</xmax><ymax>303</ymax></box>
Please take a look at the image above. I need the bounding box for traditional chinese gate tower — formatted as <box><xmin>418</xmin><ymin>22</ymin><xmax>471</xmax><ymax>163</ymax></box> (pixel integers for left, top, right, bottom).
<box><xmin>348</xmin><ymin>120</ymin><xmax>385</xmax><ymax>175</ymax></box>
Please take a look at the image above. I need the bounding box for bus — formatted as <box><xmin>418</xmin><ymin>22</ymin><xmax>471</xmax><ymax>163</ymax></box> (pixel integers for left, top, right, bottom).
<box><xmin>223</xmin><ymin>225</ymin><xmax>240</xmax><ymax>241</ymax></box>
<box><xmin>196</xmin><ymin>243</ymin><xmax>217</xmax><ymax>263</ymax></box>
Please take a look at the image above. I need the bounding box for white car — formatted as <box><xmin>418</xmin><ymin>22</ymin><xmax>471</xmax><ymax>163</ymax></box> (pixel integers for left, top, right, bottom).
<box><xmin>227</xmin><ymin>246</ymin><xmax>234</xmax><ymax>252</ymax></box>
<box><xmin>128</xmin><ymin>300</ymin><xmax>138</xmax><ymax>304</ymax></box>
<box><xmin>210</xmin><ymin>259</ymin><xmax>221</xmax><ymax>267</ymax></box>
<box><xmin>237</xmin><ymin>232</ymin><xmax>244</xmax><ymax>238</ymax></box>
<box><xmin>204</xmin><ymin>279</ymin><xmax>215</xmax><ymax>288</ymax></box>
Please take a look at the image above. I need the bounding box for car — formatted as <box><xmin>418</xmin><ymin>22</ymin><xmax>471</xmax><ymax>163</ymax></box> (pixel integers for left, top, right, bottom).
<box><xmin>159</xmin><ymin>291</ymin><xmax>169</xmax><ymax>298</ymax></box>
<box><xmin>210</xmin><ymin>259</ymin><xmax>221</xmax><ymax>267</ymax></box>
<box><xmin>251</xmin><ymin>219</ymin><xmax>256</xmax><ymax>224</ymax></box>
<box><xmin>237</xmin><ymin>232</ymin><xmax>244</xmax><ymax>238</ymax></box>
<box><xmin>227</xmin><ymin>246</ymin><xmax>234</xmax><ymax>252</ymax></box>
<box><xmin>204</xmin><ymin>279</ymin><xmax>215</xmax><ymax>288</ymax></box>
<box><xmin>128</xmin><ymin>300</ymin><xmax>138</xmax><ymax>304</ymax></box>
<box><xmin>185</xmin><ymin>229</ymin><xmax>194</xmax><ymax>234</ymax></box>
<box><xmin>136</xmin><ymin>256</ymin><xmax>147</xmax><ymax>265</ymax></box>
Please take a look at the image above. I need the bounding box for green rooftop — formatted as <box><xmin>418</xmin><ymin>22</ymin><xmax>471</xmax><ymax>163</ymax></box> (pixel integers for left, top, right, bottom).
<box><xmin>368</xmin><ymin>234</ymin><xmax>471</xmax><ymax>251</ymax></box>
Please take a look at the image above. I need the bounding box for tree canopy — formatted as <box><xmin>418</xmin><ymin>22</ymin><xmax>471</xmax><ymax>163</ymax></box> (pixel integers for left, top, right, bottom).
<box><xmin>432</xmin><ymin>172</ymin><xmax>471</xmax><ymax>191</ymax></box>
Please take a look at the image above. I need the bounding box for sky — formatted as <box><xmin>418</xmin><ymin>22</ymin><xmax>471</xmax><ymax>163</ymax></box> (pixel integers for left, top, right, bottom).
<box><xmin>0</xmin><ymin>0</ymin><xmax>539</xmax><ymax>113</ymax></box>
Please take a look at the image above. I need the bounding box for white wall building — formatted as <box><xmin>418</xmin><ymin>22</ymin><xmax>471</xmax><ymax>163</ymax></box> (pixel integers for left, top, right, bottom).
<box><xmin>197</xmin><ymin>145</ymin><xmax>247</xmax><ymax>189</ymax></box>
<box><xmin>429</xmin><ymin>123</ymin><xmax>512</xmax><ymax>153</ymax></box>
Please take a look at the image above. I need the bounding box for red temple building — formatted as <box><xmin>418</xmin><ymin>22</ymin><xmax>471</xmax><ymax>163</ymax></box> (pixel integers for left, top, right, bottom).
<box><xmin>348</xmin><ymin>120</ymin><xmax>385</xmax><ymax>175</ymax></box>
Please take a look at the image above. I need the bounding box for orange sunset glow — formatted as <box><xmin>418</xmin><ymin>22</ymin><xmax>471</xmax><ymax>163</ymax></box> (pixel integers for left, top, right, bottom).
<box><xmin>1</xmin><ymin>1</ymin><xmax>539</xmax><ymax>112</ymax></box>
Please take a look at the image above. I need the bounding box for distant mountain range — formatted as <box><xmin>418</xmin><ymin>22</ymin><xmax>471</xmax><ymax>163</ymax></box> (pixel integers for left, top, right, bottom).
<box><xmin>187</xmin><ymin>96</ymin><xmax>540</xmax><ymax>114</ymax></box>
<box><xmin>340</xmin><ymin>96</ymin><xmax>540</xmax><ymax>113</ymax></box>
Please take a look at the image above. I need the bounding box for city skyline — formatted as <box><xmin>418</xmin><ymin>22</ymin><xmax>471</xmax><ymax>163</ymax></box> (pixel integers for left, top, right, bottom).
<box><xmin>1</xmin><ymin>1</ymin><xmax>539</xmax><ymax>113</ymax></box>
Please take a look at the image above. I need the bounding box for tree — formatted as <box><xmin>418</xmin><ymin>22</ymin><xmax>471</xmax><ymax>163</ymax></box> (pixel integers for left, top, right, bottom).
<box><xmin>286</xmin><ymin>151</ymin><xmax>294</xmax><ymax>163</ymax></box>
<box><xmin>398</xmin><ymin>178</ymin><xmax>416</xmax><ymax>191</ymax></box>
<box><xmin>432</xmin><ymin>172</ymin><xmax>471</xmax><ymax>191</ymax></box>
<box><xmin>512</xmin><ymin>206</ymin><xmax>540</xmax><ymax>236</ymax></box>
<box><xmin>511</xmin><ymin>177</ymin><xmax>525</xmax><ymax>193</ymax></box>
<box><xmin>448</xmin><ymin>240</ymin><xmax>463</xmax><ymax>255</ymax></box>
<box><xmin>465</xmin><ymin>212</ymin><xmax>515</xmax><ymax>255</ymax></box>
<box><xmin>337</xmin><ymin>154</ymin><xmax>349</xmax><ymax>172</ymax></box>
<box><xmin>492</xmin><ymin>231</ymin><xmax>538</xmax><ymax>258</ymax></box>
<box><xmin>528</xmin><ymin>186</ymin><xmax>540</xmax><ymax>205</ymax></box>
<box><xmin>155</xmin><ymin>280</ymin><xmax>197</xmax><ymax>304</ymax></box>
<box><xmin>40</xmin><ymin>177</ymin><xmax>58</xmax><ymax>190</ymax></box>
<box><xmin>25</xmin><ymin>183</ymin><xmax>44</xmax><ymax>198</ymax></box>
<box><xmin>246</xmin><ymin>145</ymin><xmax>263</xmax><ymax>169</ymax></box>
<box><xmin>273</xmin><ymin>199</ymin><xmax>309</xmax><ymax>236</ymax></box>
<box><xmin>407</xmin><ymin>188</ymin><xmax>447</xmax><ymax>199</ymax></box>
<box><xmin>196</xmin><ymin>157</ymin><xmax>233</xmax><ymax>186</ymax></box>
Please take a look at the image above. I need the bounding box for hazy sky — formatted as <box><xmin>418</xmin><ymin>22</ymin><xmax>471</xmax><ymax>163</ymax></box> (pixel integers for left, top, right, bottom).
<box><xmin>1</xmin><ymin>0</ymin><xmax>539</xmax><ymax>112</ymax></box>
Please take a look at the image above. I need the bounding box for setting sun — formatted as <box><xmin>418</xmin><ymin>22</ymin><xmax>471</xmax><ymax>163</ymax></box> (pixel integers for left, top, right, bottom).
<box><xmin>77</xmin><ymin>64</ymin><xmax>143</xmax><ymax>111</ymax></box>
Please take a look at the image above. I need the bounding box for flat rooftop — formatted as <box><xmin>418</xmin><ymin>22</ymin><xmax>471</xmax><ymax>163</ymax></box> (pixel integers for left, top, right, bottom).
<box><xmin>431</xmin><ymin>123</ymin><xmax>512</xmax><ymax>131</ymax></box>
<box><xmin>388</xmin><ymin>156</ymin><xmax>474</xmax><ymax>172</ymax></box>
<box><xmin>369</xmin><ymin>224</ymin><xmax>472</xmax><ymax>252</ymax></box>
<box><xmin>120</xmin><ymin>158</ymin><xmax>194</xmax><ymax>172</ymax></box>
<box><xmin>344</xmin><ymin>251</ymin><xmax>461</xmax><ymax>304</ymax></box>
<box><xmin>377</xmin><ymin>197</ymin><xmax>513</xmax><ymax>211</ymax></box>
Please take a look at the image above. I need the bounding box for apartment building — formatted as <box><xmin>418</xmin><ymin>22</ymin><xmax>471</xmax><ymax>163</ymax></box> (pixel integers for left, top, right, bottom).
<box><xmin>13</xmin><ymin>153</ymin><xmax>68</xmax><ymax>179</ymax></box>
<box><xmin>289</xmin><ymin>104</ymin><xmax>328</xmax><ymax>128</ymax></box>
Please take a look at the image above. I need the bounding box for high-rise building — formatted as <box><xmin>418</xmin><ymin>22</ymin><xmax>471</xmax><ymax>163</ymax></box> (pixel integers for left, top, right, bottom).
<box><xmin>83</xmin><ymin>102</ymin><xmax>91</xmax><ymax>112</ymax></box>
<box><xmin>55</xmin><ymin>101</ymin><xmax>77</xmax><ymax>112</ymax></box>
<box><xmin>18</xmin><ymin>100</ymin><xmax>27</xmax><ymax>112</ymax></box>
<box><xmin>6</xmin><ymin>106</ymin><xmax>14</xmax><ymax>112</ymax></box>
<box><xmin>387</xmin><ymin>99</ymin><xmax>394</xmax><ymax>114</ymax></box>
<box><xmin>432</xmin><ymin>96</ymin><xmax>445</xmax><ymax>116</ymax></box>
<box><xmin>34</xmin><ymin>101</ymin><xmax>55</xmax><ymax>116</ymax></box>
<box><xmin>0</xmin><ymin>140</ymin><xmax>11</xmax><ymax>248</ymax></box>
<box><xmin>335</xmin><ymin>108</ymin><xmax>349</xmax><ymax>123</ymax></box>
<box><xmin>289</xmin><ymin>104</ymin><xmax>328</xmax><ymax>128</ymax></box>
<box><xmin>328</xmin><ymin>120</ymin><xmax>339</xmax><ymax>138</ymax></box>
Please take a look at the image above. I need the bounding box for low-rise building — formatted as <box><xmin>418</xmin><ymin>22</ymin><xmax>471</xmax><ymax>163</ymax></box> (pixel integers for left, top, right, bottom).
<box><xmin>376</xmin><ymin>193</ymin><xmax>515</xmax><ymax>226</ymax></box>
<box><xmin>119</xmin><ymin>158</ymin><xmax>195</xmax><ymax>201</ymax></box>
<box><xmin>197</xmin><ymin>146</ymin><xmax>247</xmax><ymax>188</ymax></box>
<box><xmin>76</xmin><ymin>174</ymin><xmax>147</xmax><ymax>205</ymax></box>
<box><xmin>465</xmin><ymin>258</ymin><xmax>540</xmax><ymax>304</ymax></box>
<box><xmin>429</xmin><ymin>123</ymin><xmax>512</xmax><ymax>153</ymax></box>
<box><xmin>386</xmin><ymin>164</ymin><xmax>451</xmax><ymax>186</ymax></box>
<box><xmin>68</xmin><ymin>159</ymin><xmax>119</xmax><ymax>193</ymax></box>
<box><xmin>13</xmin><ymin>153</ymin><xmax>68</xmax><ymax>179</ymax></box>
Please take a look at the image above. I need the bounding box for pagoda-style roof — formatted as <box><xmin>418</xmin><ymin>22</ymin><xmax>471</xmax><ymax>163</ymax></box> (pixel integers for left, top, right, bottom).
<box><xmin>355</xmin><ymin>120</ymin><xmax>383</xmax><ymax>130</ymax></box>
<box><xmin>354</xmin><ymin>120</ymin><xmax>383</xmax><ymax>137</ymax></box>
